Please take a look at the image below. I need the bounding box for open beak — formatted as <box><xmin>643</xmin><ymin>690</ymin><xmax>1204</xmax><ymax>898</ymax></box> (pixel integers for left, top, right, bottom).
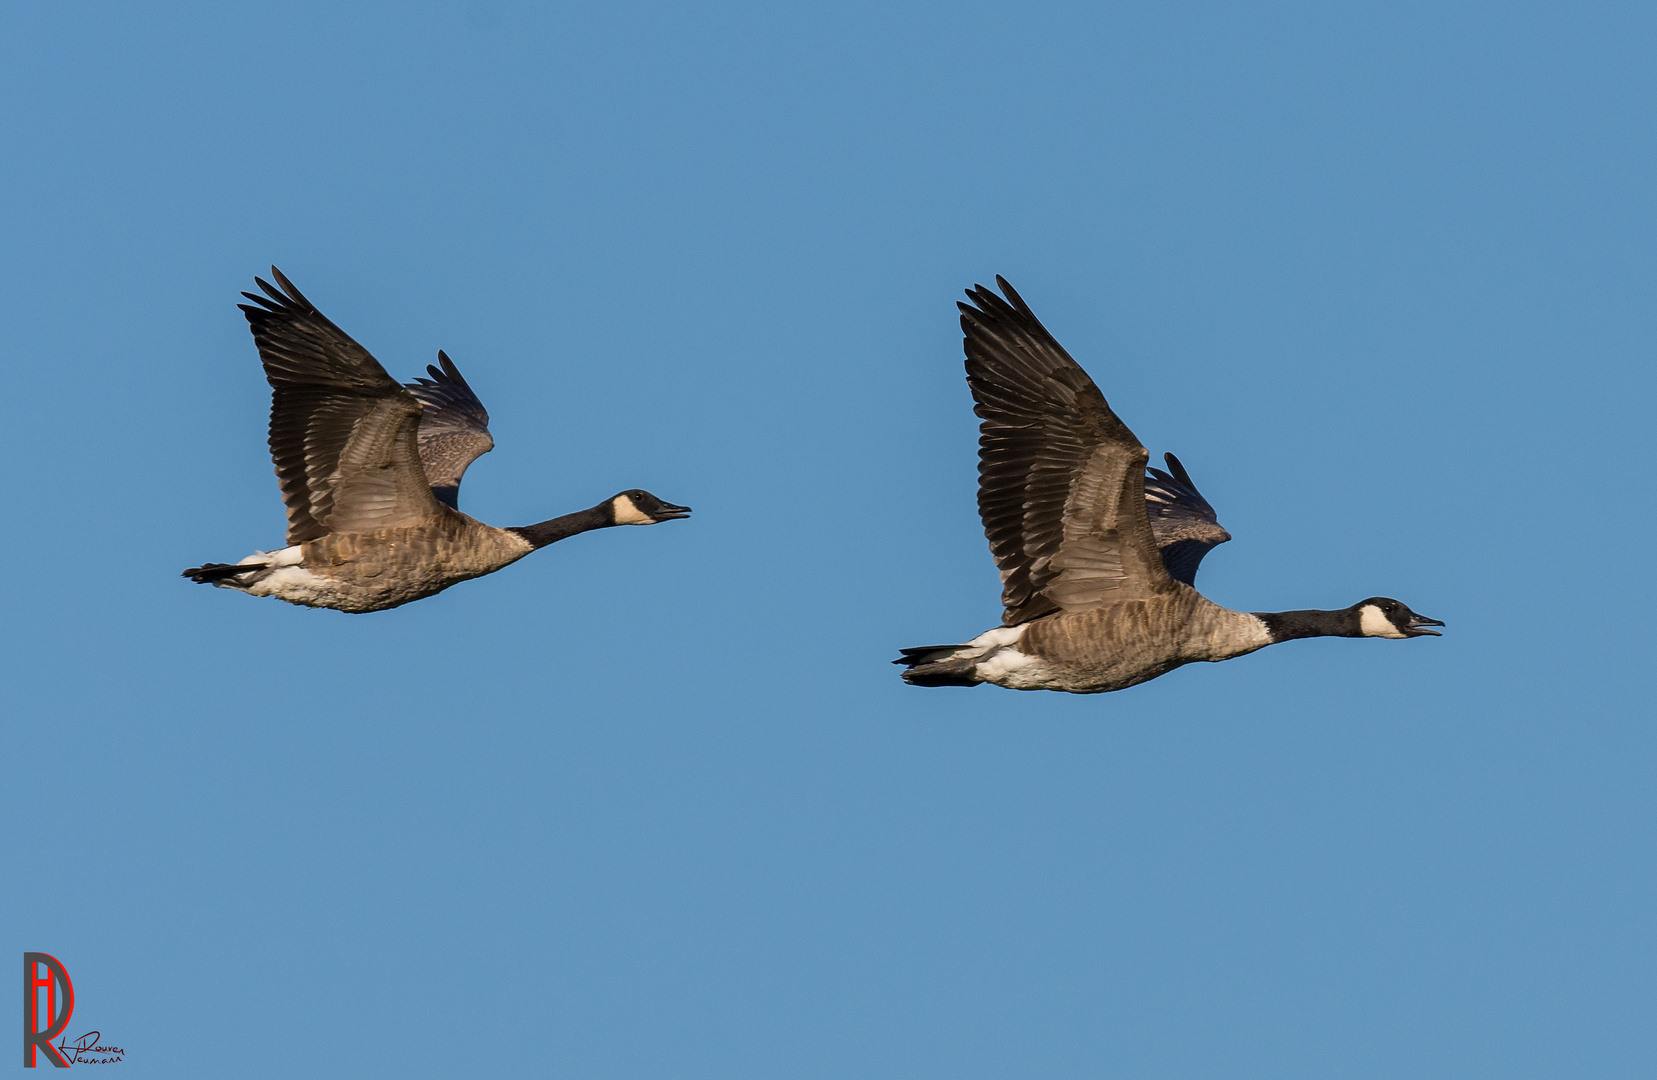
<box><xmin>654</xmin><ymin>502</ymin><xmax>692</xmax><ymax>521</ymax></box>
<box><xmin>1405</xmin><ymin>613</ymin><xmax>1445</xmax><ymax>637</ymax></box>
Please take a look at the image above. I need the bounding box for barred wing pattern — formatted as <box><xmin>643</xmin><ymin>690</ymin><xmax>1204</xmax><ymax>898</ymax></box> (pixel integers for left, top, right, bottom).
<box><xmin>406</xmin><ymin>351</ymin><xmax>495</xmax><ymax>509</ymax></box>
<box><xmin>239</xmin><ymin>268</ymin><xmax>442</xmax><ymax>544</ymax></box>
<box><xmin>962</xmin><ymin>278</ymin><xmax>1175</xmax><ymax>627</ymax></box>
<box><xmin>1144</xmin><ymin>452</ymin><xmax>1231</xmax><ymax>586</ymax></box>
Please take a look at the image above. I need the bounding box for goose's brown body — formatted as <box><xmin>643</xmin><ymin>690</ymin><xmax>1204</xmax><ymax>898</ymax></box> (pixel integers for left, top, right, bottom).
<box><xmin>238</xmin><ymin>511</ymin><xmax>535</xmax><ymax>613</ymax></box>
<box><xmin>184</xmin><ymin>269</ymin><xmax>689</xmax><ymax>613</ymax></box>
<box><xmin>1012</xmin><ymin>589</ymin><xmax>1272</xmax><ymax>693</ymax></box>
<box><xmin>896</xmin><ymin>277</ymin><xmax>1439</xmax><ymax>694</ymax></box>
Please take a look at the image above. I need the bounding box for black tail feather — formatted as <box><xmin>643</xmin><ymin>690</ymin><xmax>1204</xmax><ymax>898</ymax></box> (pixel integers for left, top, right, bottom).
<box><xmin>900</xmin><ymin>669</ymin><xmax>982</xmax><ymax>688</ymax></box>
<box><xmin>893</xmin><ymin>644</ymin><xmax>982</xmax><ymax>687</ymax></box>
<box><xmin>893</xmin><ymin>645</ymin><xmax>966</xmax><ymax>667</ymax></box>
<box><xmin>183</xmin><ymin>562</ymin><xmax>267</xmax><ymax>584</ymax></box>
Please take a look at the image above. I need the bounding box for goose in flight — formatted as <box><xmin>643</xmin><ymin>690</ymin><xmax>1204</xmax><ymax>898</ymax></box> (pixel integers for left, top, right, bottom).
<box><xmin>895</xmin><ymin>277</ymin><xmax>1441</xmax><ymax>693</ymax></box>
<box><xmin>183</xmin><ymin>268</ymin><xmax>690</xmax><ymax>613</ymax></box>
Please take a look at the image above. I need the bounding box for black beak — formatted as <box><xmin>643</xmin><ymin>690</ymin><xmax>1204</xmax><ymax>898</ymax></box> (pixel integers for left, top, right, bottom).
<box><xmin>1405</xmin><ymin>613</ymin><xmax>1444</xmax><ymax>637</ymax></box>
<box><xmin>653</xmin><ymin>502</ymin><xmax>692</xmax><ymax>521</ymax></box>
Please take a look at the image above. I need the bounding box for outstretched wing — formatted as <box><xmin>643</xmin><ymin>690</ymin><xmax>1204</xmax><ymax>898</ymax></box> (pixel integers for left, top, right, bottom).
<box><xmin>962</xmin><ymin>277</ymin><xmax>1175</xmax><ymax>627</ymax></box>
<box><xmin>239</xmin><ymin>267</ymin><xmax>442</xmax><ymax>544</ymax></box>
<box><xmin>405</xmin><ymin>351</ymin><xmax>495</xmax><ymax>509</ymax></box>
<box><xmin>1144</xmin><ymin>452</ymin><xmax>1231</xmax><ymax>586</ymax></box>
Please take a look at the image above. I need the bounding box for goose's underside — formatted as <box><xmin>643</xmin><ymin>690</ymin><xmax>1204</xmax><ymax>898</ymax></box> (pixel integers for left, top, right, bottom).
<box><xmin>897</xmin><ymin>590</ymin><xmax>1273</xmax><ymax>694</ymax></box>
<box><xmin>185</xmin><ymin>513</ymin><xmax>534</xmax><ymax>613</ymax></box>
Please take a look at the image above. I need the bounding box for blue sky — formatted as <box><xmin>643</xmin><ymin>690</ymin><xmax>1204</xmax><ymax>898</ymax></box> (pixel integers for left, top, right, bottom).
<box><xmin>4</xmin><ymin>1</ymin><xmax>1655</xmax><ymax>1076</ymax></box>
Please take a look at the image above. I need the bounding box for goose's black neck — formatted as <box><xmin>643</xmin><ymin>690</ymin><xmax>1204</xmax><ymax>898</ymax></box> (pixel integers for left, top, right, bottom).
<box><xmin>509</xmin><ymin>503</ymin><xmax>613</xmax><ymax>550</ymax></box>
<box><xmin>1253</xmin><ymin>607</ymin><xmax>1362</xmax><ymax>643</ymax></box>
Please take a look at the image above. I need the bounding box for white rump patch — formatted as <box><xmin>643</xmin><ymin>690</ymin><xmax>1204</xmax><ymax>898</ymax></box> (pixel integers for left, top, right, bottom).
<box><xmin>976</xmin><ymin>647</ymin><xmax>1041</xmax><ymax>683</ymax></box>
<box><xmin>208</xmin><ymin>546</ymin><xmax>306</xmax><ymax>593</ymax></box>
<box><xmin>1358</xmin><ymin>604</ymin><xmax>1408</xmax><ymax>638</ymax></box>
<box><xmin>252</xmin><ymin>546</ymin><xmax>304</xmax><ymax>568</ymax></box>
<box><xmin>219</xmin><ymin>546</ymin><xmax>340</xmax><ymax>605</ymax></box>
<box><xmin>964</xmin><ymin>625</ymin><xmax>1027</xmax><ymax>651</ymax></box>
<box><xmin>611</xmin><ymin>494</ymin><xmax>654</xmax><ymax>526</ymax></box>
<box><xmin>250</xmin><ymin>566</ymin><xmax>339</xmax><ymax>606</ymax></box>
<box><xmin>949</xmin><ymin>624</ymin><xmax>1048</xmax><ymax>689</ymax></box>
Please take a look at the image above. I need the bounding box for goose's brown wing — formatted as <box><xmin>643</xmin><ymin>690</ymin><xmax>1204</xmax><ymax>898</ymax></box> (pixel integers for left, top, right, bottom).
<box><xmin>239</xmin><ymin>268</ymin><xmax>442</xmax><ymax>544</ymax></box>
<box><xmin>405</xmin><ymin>350</ymin><xmax>494</xmax><ymax>509</ymax></box>
<box><xmin>1144</xmin><ymin>452</ymin><xmax>1231</xmax><ymax>586</ymax></box>
<box><xmin>961</xmin><ymin>277</ymin><xmax>1175</xmax><ymax>627</ymax></box>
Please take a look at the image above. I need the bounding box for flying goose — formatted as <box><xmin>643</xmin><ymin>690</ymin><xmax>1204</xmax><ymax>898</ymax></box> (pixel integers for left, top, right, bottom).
<box><xmin>183</xmin><ymin>268</ymin><xmax>690</xmax><ymax>613</ymax></box>
<box><xmin>895</xmin><ymin>277</ymin><xmax>1441</xmax><ymax>694</ymax></box>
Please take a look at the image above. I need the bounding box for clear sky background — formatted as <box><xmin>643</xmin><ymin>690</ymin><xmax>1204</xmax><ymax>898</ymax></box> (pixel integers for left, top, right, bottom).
<box><xmin>4</xmin><ymin>1</ymin><xmax>1654</xmax><ymax>1077</ymax></box>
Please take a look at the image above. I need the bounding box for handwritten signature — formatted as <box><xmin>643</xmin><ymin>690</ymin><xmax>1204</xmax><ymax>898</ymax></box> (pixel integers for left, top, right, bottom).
<box><xmin>55</xmin><ymin>1031</ymin><xmax>125</xmax><ymax>1064</ymax></box>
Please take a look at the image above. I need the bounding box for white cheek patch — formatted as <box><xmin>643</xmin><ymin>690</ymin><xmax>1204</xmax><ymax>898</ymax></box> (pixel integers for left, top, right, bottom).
<box><xmin>1359</xmin><ymin>604</ymin><xmax>1408</xmax><ymax>638</ymax></box>
<box><xmin>611</xmin><ymin>495</ymin><xmax>654</xmax><ymax>525</ymax></box>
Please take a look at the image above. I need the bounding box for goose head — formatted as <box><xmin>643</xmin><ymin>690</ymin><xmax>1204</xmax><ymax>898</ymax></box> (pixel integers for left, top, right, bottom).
<box><xmin>1354</xmin><ymin>597</ymin><xmax>1443</xmax><ymax>638</ymax></box>
<box><xmin>609</xmin><ymin>489</ymin><xmax>692</xmax><ymax>525</ymax></box>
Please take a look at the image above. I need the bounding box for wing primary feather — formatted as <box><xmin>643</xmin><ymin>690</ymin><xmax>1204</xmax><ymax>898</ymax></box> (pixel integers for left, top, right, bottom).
<box><xmin>1142</xmin><ymin>451</ymin><xmax>1229</xmax><ymax>585</ymax></box>
<box><xmin>961</xmin><ymin>276</ymin><xmax>1172</xmax><ymax>624</ymax></box>
<box><xmin>237</xmin><ymin>268</ymin><xmax>438</xmax><ymax>543</ymax></box>
<box><xmin>1164</xmin><ymin>451</ymin><xmax>1195</xmax><ymax>488</ymax></box>
<box><xmin>268</xmin><ymin>266</ymin><xmax>319</xmax><ymax>310</ymax></box>
<box><xmin>438</xmin><ymin>350</ymin><xmax>465</xmax><ymax>383</ymax></box>
<box><xmin>404</xmin><ymin>348</ymin><xmax>495</xmax><ymax>508</ymax></box>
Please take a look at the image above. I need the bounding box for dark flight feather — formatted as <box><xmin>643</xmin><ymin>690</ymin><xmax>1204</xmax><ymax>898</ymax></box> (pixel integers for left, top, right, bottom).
<box><xmin>238</xmin><ymin>267</ymin><xmax>440</xmax><ymax>544</ymax></box>
<box><xmin>405</xmin><ymin>350</ymin><xmax>496</xmax><ymax>509</ymax></box>
<box><xmin>1144</xmin><ymin>452</ymin><xmax>1231</xmax><ymax>585</ymax></box>
<box><xmin>961</xmin><ymin>277</ymin><xmax>1174</xmax><ymax>626</ymax></box>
